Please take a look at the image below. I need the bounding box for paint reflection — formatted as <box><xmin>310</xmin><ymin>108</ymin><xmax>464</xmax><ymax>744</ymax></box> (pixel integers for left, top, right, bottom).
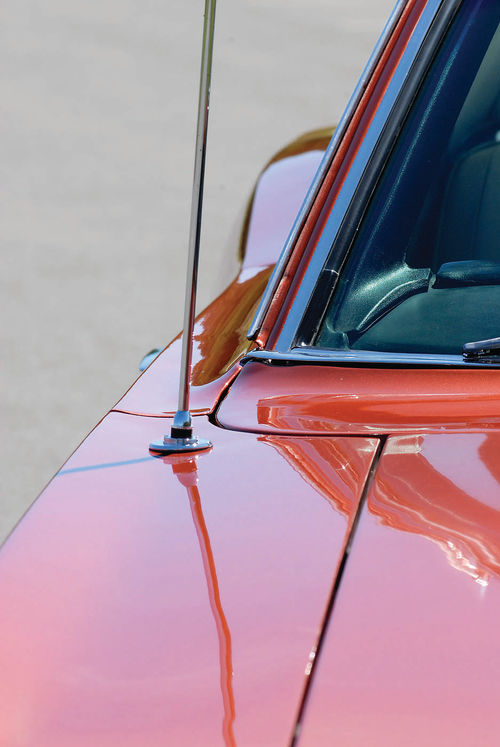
<box><xmin>161</xmin><ymin>454</ymin><xmax>236</xmax><ymax>746</ymax></box>
<box><xmin>251</xmin><ymin>367</ymin><xmax>500</xmax><ymax>434</ymax></box>
<box><xmin>260</xmin><ymin>435</ymin><xmax>377</xmax><ymax>517</ymax></box>
<box><xmin>192</xmin><ymin>266</ymin><xmax>272</xmax><ymax>386</ymax></box>
<box><xmin>371</xmin><ymin>434</ymin><xmax>500</xmax><ymax>585</ymax></box>
<box><xmin>261</xmin><ymin>431</ymin><xmax>500</xmax><ymax>587</ymax></box>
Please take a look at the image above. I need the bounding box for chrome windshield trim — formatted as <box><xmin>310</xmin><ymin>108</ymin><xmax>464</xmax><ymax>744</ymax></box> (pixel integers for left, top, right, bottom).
<box><xmin>246</xmin><ymin>0</ymin><xmax>408</xmax><ymax>341</ymax></box>
<box><xmin>241</xmin><ymin>348</ymin><xmax>500</xmax><ymax>369</ymax></box>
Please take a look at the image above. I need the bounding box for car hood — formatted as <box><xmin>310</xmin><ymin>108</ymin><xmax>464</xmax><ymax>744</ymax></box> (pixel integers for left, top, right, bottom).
<box><xmin>0</xmin><ymin>411</ymin><xmax>378</xmax><ymax>745</ymax></box>
<box><xmin>3</xmin><ymin>374</ymin><xmax>500</xmax><ymax>745</ymax></box>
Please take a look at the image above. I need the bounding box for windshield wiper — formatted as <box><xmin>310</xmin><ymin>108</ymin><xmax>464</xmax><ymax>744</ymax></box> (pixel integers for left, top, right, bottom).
<box><xmin>463</xmin><ymin>337</ymin><xmax>500</xmax><ymax>363</ymax></box>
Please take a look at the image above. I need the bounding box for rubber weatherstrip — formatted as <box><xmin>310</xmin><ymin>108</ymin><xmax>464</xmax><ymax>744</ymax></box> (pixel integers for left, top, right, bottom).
<box><xmin>289</xmin><ymin>435</ymin><xmax>387</xmax><ymax>747</ymax></box>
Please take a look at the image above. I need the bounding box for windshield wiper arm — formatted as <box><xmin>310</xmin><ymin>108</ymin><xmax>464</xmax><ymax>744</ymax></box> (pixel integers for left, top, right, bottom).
<box><xmin>463</xmin><ymin>337</ymin><xmax>500</xmax><ymax>363</ymax></box>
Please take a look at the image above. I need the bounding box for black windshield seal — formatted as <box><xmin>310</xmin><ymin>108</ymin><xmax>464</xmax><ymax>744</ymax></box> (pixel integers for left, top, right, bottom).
<box><xmin>242</xmin><ymin>347</ymin><xmax>500</xmax><ymax>369</ymax></box>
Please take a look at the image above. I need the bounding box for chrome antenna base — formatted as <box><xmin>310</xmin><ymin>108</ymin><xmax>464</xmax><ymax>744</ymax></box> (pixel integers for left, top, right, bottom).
<box><xmin>149</xmin><ymin>410</ymin><xmax>212</xmax><ymax>455</ymax></box>
<box><xmin>149</xmin><ymin>436</ymin><xmax>212</xmax><ymax>455</ymax></box>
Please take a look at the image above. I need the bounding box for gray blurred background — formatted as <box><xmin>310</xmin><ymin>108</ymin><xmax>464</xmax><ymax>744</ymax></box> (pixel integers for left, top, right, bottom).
<box><xmin>1</xmin><ymin>0</ymin><xmax>394</xmax><ymax>541</ymax></box>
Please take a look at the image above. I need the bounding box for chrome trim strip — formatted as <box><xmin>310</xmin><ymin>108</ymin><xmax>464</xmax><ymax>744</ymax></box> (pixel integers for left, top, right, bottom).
<box><xmin>246</xmin><ymin>0</ymin><xmax>408</xmax><ymax>341</ymax></box>
<box><xmin>241</xmin><ymin>348</ymin><xmax>500</xmax><ymax>369</ymax></box>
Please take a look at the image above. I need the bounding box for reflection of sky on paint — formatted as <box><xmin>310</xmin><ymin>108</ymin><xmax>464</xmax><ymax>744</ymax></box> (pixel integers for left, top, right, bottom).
<box><xmin>237</xmin><ymin>265</ymin><xmax>269</xmax><ymax>283</ymax></box>
<box><xmin>422</xmin><ymin>434</ymin><xmax>500</xmax><ymax>511</ymax></box>
<box><xmin>58</xmin><ymin>456</ymin><xmax>155</xmax><ymax>475</ymax></box>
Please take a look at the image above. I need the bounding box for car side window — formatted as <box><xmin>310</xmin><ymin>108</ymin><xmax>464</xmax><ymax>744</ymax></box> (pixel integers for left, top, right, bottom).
<box><xmin>314</xmin><ymin>1</ymin><xmax>500</xmax><ymax>356</ymax></box>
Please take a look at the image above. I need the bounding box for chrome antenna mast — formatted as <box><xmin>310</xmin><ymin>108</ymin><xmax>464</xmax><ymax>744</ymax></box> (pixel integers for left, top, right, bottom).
<box><xmin>150</xmin><ymin>0</ymin><xmax>216</xmax><ymax>455</ymax></box>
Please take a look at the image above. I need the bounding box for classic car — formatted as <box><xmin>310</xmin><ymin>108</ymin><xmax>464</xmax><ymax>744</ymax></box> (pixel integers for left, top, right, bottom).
<box><xmin>3</xmin><ymin>0</ymin><xmax>500</xmax><ymax>744</ymax></box>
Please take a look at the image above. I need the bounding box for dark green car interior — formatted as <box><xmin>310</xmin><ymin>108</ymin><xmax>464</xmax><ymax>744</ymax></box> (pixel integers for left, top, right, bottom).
<box><xmin>316</xmin><ymin>0</ymin><xmax>500</xmax><ymax>356</ymax></box>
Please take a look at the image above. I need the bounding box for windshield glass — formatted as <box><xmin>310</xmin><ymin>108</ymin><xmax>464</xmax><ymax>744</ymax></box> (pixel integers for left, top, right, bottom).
<box><xmin>314</xmin><ymin>0</ymin><xmax>500</xmax><ymax>356</ymax></box>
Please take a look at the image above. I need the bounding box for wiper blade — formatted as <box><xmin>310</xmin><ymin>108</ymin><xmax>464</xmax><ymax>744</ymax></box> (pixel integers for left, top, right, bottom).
<box><xmin>463</xmin><ymin>336</ymin><xmax>500</xmax><ymax>363</ymax></box>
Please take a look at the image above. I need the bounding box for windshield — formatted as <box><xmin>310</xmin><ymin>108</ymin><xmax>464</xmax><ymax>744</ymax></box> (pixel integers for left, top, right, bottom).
<box><xmin>314</xmin><ymin>0</ymin><xmax>500</xmax><ymax>356</ymax></box>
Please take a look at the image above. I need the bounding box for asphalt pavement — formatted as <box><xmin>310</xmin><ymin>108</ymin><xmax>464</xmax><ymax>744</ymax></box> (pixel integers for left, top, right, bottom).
<box><xmin>1</xmin><ymin>0</ymin><xmax>395</xmax><ymax>542</ymax></box>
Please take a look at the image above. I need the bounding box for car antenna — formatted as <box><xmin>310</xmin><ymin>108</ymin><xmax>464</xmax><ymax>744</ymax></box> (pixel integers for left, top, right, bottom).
<box><xmin>150</xmin><ymin>0</ymin><xmax>216</xmax><ymax>455</ymax></box>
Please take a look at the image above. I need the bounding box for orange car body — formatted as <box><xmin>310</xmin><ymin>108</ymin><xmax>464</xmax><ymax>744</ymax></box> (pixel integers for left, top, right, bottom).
<box><xmin>3</xmin><ymin>1</ymin><xmax>500</xmax><ymax>744</ymax></box>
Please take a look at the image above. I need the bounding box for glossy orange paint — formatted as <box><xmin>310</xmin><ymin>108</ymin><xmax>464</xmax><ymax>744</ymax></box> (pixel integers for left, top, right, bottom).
<box><xmin>298</xmin><ymin>432</ymin><xmax>500</xmax><ymax>745</ymax></box>
<box><xmin>114</xmin><ymin>266</ymin><xmax>271</xmax><ymax>418</ymax></box>
<box><xmin>217</xmin><ymin>362</ymin><xmax>500</xmax><ymax>435</ymax></box>
<box><xmin>258</xmin><ymin>0</ymin><xmax>429</xmax><ymax>349</ymax></box>
<box><xmin>0</xmin><ymin>411</ymin><xmax>378</xmax><ymax>745</ymax></box>
<box><xmin>242</xmin><ymin>146</ymin><xmax>329</xmax><ymax>269</ymax></box>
